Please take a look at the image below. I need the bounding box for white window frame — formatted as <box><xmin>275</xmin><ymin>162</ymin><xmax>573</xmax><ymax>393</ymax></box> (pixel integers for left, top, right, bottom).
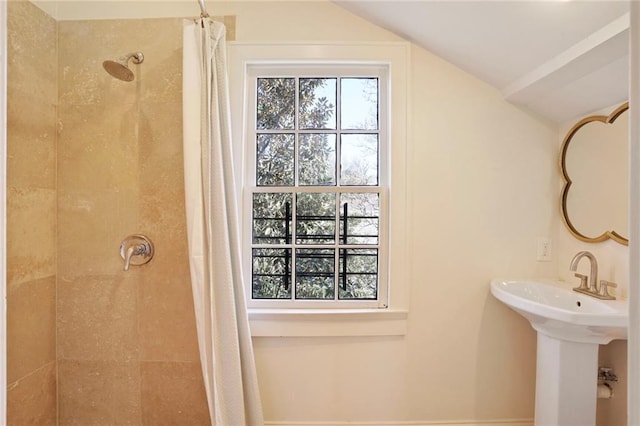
<box><xmin>228</xmin><ymin>42</ymin><xmax>409</xmax><ymax>336</ymax></box>
<box><xmin>245</xmin><ymin>65</ymin><xmax>389</xmax><ymax>310</ymax></box>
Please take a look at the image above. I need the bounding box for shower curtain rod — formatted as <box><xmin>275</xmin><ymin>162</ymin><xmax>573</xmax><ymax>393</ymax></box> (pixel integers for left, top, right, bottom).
<box><xmin>198</xmin><ymin>0</ymin><xmax>210</xmax><ymax>18</ymax></box>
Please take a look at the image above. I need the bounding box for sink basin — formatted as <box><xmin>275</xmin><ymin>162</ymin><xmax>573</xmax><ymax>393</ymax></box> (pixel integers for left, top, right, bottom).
<box><xmin>490</xmin><ymin>278</ymin><xmax>627</xmax><ymax>344</ymax></box>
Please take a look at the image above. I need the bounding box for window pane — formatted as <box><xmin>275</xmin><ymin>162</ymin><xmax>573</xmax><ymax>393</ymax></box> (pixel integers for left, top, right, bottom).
<box><xmin>296</xmin><ymin>193</ymin><xmax>336</xmax><ymax>244</ymax></box>
<box><xmin>340</xmin><ymin>134</ymin><xmax>378</xmax><ymax>185</ymax></box>
<box><xmin>299</xmin><ymin>134</ymin><xmax>336</xmax><ymax>186</ymax></box>
<box><xmin>257</xmin><ymin>78</ymin><xmax>295</xmax><ymax>130</ymax></box>
<box><xmin>299</xmin><ymin>78</ymin><xmax>337</xmax><ymax>129</ymax></box>
<box><xmin>339</xmin><ymin>249</ymin><xmax>377</xmax><ymax>300</ymax></box>
<box><xmin>257</xmin><ymin>134</ymin><xmax>294</xmax><ymax>186</ymax></box>
<box><xmin>295</xmin><ymin>249</ymin><xmax>335</xmax><ymax>299</ymax></box>
<box><xmin>252</xmin><ymin>248</ymin><xmax>292</xmax><ymax>299</ymax></box>
<box><xmin>253</xmin><ymin>193</ymin><xmax>292</xmax><ymax>244</ymax></box>
<box><xmin>340</xmin><ymin>78</ymin><xmax>378</xmax><ymax>130</ymax></box>
<box><xmin>340</xmin><ymin>193</ymin><xmax>379</xmax><ymax>244</ymax></box>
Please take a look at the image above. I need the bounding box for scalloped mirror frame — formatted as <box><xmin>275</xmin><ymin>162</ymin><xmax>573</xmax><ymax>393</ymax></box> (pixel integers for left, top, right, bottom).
<box><xmin>560</xmin><ymin>102</ymin><xmax>629</xmax><ymax>246</ymax></box>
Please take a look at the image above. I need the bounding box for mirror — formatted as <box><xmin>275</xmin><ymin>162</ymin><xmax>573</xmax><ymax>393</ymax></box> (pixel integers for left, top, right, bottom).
<box><xmin>560</xmin><ymin>103</ymin><xmax>628</xmax><ymax>246</ymax></box>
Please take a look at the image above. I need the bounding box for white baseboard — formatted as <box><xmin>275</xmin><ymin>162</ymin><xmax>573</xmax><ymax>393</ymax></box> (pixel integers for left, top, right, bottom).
<box><xmin>265</xmin><ymin>419</ymin><xmax>534</xmax><ymax>426</ymax></box>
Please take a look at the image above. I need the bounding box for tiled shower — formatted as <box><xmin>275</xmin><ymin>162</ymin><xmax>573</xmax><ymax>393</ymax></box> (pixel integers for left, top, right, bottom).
<box><xmin>6</xmin><ymin>1</ymin><xmax>234</xmax><ymax>423</ymax></box>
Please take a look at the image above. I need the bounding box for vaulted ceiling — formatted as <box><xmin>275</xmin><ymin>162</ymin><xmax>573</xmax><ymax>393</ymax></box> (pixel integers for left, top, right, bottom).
<box><xmin>334</xmin><ymin>1</ymin><xmax>630</xmax><ymax>123</ymax></box>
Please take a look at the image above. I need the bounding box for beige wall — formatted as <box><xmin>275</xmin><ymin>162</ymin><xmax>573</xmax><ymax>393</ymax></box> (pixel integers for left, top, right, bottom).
<box><xmin>6</xmin><ymin>1</ymin><xmax>57</xmax><ymax>424</ymax></box>
<box><xmin>219</xmin><ymin>1</ymin><xmax>558</xmax><ymax>423</ymax></box>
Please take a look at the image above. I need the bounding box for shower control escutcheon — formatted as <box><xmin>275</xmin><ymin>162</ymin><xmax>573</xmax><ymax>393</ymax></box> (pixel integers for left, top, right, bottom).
<box><xmin>120</xmin><ymin>234</ymin><xmax>154</xmax><ymax>271</ymax></box>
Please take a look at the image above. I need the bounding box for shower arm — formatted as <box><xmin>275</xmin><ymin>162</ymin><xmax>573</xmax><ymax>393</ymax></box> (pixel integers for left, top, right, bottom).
<box><xmin>198</xmin><ymin>0</ymin><xmax>209</xmax><ymax>18</ymax></box>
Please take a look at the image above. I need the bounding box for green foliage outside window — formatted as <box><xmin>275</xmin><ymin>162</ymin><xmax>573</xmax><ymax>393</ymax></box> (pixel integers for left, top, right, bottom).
<box><xmin>252</xmin><ymin>76</ymin><xmax>380</xmax><ymax>301</ymax></box>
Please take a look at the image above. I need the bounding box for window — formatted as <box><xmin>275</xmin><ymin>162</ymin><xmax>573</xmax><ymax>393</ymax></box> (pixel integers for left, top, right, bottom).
<box><xmin>246</xmin><ymin>67</ymin><xmax>388</xmax><ymax>309</ymax></box>
<box><xmin>229</xmin><ymin>43</ymin><xmax>408</xmax><ymax>335</ymax></box>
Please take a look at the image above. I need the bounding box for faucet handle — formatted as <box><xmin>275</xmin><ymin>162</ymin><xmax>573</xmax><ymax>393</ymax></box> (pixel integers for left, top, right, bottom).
<box><xmin>573</xmin><ymin>273</ymin><xmax>589</xmax><ymax>290</ymax></box>
<box><xmin>598</xmin><ymin>280</ymin><xmax>617</xmax><ymax>300</ymax></box>
<box><xmin>120</xmin><ymin>234</ymin><xmax>154</xmax><ymax>271</ymax></box>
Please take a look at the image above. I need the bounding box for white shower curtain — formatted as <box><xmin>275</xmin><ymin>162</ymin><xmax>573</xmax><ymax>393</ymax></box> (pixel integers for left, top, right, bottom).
<box><xmin>182</xmin><ymin>17</ymin><xmax>264</xmax><ymax>426</ymax></box>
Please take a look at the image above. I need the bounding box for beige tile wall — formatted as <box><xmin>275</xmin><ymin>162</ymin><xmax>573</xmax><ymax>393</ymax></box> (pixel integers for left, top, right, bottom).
<box><xmin>6</xmin><ymin>1</ymin><xmax>58</xmax><ymax>424</ymax></box>
<box><xmin>56</xmin><ymin>15</ymin><xmax>234</xmax><ymax>424</ymax></box>
<box><xmin>8</xmin><ymin>2</ymin><xmax>236</xmax><ymax>422</ymax></box>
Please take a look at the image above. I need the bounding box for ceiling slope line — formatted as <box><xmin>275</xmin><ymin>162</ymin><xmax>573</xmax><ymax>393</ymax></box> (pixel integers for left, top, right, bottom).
<box><xmin>502</xmin><ymin>12</ymin><xmax>629</xmax><ymax>101</ymax></box>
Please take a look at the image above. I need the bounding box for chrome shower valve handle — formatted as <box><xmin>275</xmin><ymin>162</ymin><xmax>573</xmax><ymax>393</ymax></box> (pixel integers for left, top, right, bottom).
<box><xmin>120</xmin><ymin>234</ymin><xmax>154</xmax><ymax>271</ymax></box>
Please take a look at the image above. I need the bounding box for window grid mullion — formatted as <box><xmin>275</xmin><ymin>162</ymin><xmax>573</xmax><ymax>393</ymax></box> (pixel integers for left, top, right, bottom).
<box><xmin>293</xmin><ymin>77</ymin><xmax>300</xmax><ymax>189</ymax></box>
<box><xmin>251</xmin><ymin>243</ymin><xmax>378</xmax><ymax>250</ymax></box>
<box><xmin>333</xmin><ymin>76</ymin><xmax>342</xmax><ymax>301</ymax></box>
<box><xmin>336</xmin><ymin>77</ymin><xmax>342</xmax><ymax>188</ymax></box>
<box><xmin>256</xmin><ymin>129</ymin><xmax>377</xmax><ymax>135</ymax></box>
<box><xmin>336</xmin><ymin>95</ymin><xmax>343</xmax><ymax>301</ymax></box>
<box><xmin>293</xmin><ymin>77</ymin><xmax>299</xmax><ymax>300</ymax></box>
<box><xmin>291</xmin><ymin>192</ymin><xmax>297</xmax><ymax>301</ymax></box>
<box><xmin>334</xmin><ymin>193</ymin><xmax>340</xmax><ymax>301</ymax></box>
<box><xmin>251</xmin><ymin>186</ymin><xmax>382</xmax><ymax>194</ymax></box>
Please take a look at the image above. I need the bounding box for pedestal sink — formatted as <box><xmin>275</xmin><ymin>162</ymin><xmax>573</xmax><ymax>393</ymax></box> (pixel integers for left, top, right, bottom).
<box><xmin>490</xmin><ymin>279</ymin><xmax>627</xmax><ymax>426</ymax></box>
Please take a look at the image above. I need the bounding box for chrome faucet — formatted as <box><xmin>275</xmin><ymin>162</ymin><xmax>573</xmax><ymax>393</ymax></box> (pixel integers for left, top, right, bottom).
<box><xmin>569</xmin><ymin>251</ymin><xmax>616</xmax><ymax>300</ymax></box>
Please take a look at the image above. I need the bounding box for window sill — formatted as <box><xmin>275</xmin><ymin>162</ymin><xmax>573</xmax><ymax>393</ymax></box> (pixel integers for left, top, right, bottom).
<box><xmin>248</xmin><ymin>309</ymin><xmax>408</xmax><ymax>337</ymax></box>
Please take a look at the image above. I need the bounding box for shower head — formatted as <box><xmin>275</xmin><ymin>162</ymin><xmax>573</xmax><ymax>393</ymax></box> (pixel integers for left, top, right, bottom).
<box><xmin>102</xmin><ymin>52</ymin><xmax>144</xmax><ymax>82</ymax></box>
